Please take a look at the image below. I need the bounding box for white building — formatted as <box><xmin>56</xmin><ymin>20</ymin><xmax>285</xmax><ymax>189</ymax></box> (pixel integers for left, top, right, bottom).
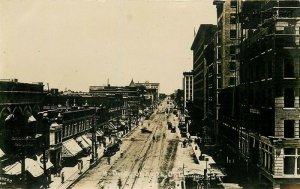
<box><xmin>183</xmin><ymin>72</ymin><xmax>193</xmax><ymax>110</ymax></box>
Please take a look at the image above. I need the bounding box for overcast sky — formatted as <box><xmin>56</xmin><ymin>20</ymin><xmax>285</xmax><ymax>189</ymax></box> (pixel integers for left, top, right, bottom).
<box><xmin>0</xmin><ymin>0</ymin><xmax>216</xmax><ymax>94</ymax></box>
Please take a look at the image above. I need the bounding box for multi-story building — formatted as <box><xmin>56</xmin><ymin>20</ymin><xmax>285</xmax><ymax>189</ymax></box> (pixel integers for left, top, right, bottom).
<box><xmin>213</xmin><ymin>0</ymin><xmax>241</xmax><ymax>88</ymax></box>
<box><xmin>237</xmin><ymin>1</ymin><xmax>300</xmax><ymax>188</ymax></box>
<box><xmin>212</xmin><ymin>0</ymin><xmax>300</xmax><ymax>188</ymax></box>
<box><xmin>191</xmin><ymin>24</ymin><xmax>217</xmax><ymax>135</ymax></box>
<box><xmin>0</xmin><ymin>79</ymin><xmax>50</xmax><ymax>188</ymax></box>
<box><xmin>183</xmin><ymin>72</ymin><xmax>193</xmax><ymax>111</ymax></box>
<box><xmin>89</xmin><ymin>81</ymin><xmax>145</xmax><ymax>133</ymax></box>
<box><xmin>213</xmin><ymin>0</ymin><xmax>242</xmax><ymax>145</ymax></box>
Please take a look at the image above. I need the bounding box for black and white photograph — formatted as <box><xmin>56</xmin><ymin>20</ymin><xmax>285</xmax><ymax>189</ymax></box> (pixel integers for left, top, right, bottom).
<box><xmin>0</xmin><ymin>0</ymin><xmax>300</xmax><ymax>188</ymax></box>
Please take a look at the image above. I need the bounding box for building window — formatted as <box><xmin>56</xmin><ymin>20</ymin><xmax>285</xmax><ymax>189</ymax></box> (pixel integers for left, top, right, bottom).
<box><xmin>230</xmin><ymin>46</ymin><xmax>236</xmax><ymax>55</ymax></box>
<box><xmin>229</xmin><ymin>77</ymin><xmax>236</xmax><ymax>86</ymax></box>
<box><xmin>230</xmin><ymin>0</ymin><xmax>237</xmax><ymax>8</ymax></box>
<box><xmin>283</xmin><ymin>148</ymin><xmax>300</xmax><ymax>175</ymax></box>
<box><xmin>284</xmin><ymin>120</ymin><xmax>295</xmax><ymax>138</ymax></box>
<box><xmin>230</xmin><ymin>14</ymin><xmax>236</xmax><ymax>24</ymax></box>
<box><xmin>284</xmin><ymin>88</ymin><xmax>295</xmax><ymax>107</ymax></box>
<box><xmin>284</xmin><ymin>58</ymin><xmax>295</xmax><ymax>78</ymax></box>
<box><xmin>217</xmin><ymin>64</ymin><xmax>222</xmax><ymax>74</ymax></box>
<box><xmin>217</xmin><ymin>47</ymin><xmax>222</xmax><ymax>59</ymax></box>
<box><xmin>217</xmin><ymin>78</ymin><xmax>222</xmax><ymax>89</ymax></box>
<box><xmin>229</xmin><ymin>62</ymin><xmax>235</xmax><ymax>71</ymax></box>
<box><xmin>230</xmin><ymin>30</ymin><xmax>237</xmax><ymax>39</ymax></box>
<box><xmin>267</xmin><ymin>61</ymin><xmax>272</xmax><ymax>78</ymax></box>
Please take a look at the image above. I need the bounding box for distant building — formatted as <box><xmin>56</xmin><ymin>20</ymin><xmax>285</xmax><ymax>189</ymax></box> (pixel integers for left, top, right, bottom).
<box><xmin>183</xmin><ymin>72</ymin><xmax>193</xmax><ymax>110</ymax></box>
<box><xmin>135</xmin><ymin>81</ymin><xmax>160</xmax><ymax>103</ymax></box>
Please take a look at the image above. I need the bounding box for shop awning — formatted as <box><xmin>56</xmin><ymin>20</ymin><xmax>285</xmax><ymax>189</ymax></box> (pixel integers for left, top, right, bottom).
<box><xmin>76</xmin><ymin>135</ymin><xmax>91</xmax><ymax>149</ymax></box>
<box><xmin>77</xmin><ymin>138</ymin><xmax>90</xmax><ymax>149</ymax></box>
<box><xmin>62</xmin><ymin>139</ymin><xmax>83</xmax><ymax>158</ymax></box>
<box><xmin>104</xmin><ymin>122</ymin><xmax>117</xmax><ymax>130</ymax></box>
<box><xmin>36</xmin><ymin>154</ymin><xmax>53</xmax><ymax>170</ymax></box>
<box><xmin>0</xmin><ymin>148</ymin><xmax>5</xmax><ymax>158</ymax></box>
<box><xmin>96</xmin><ymin>130</ymin><xmax>104</xmax><ymax>136</ymax></box>
<box><xmin>81</xmin><ymin>135</ymin><xmax>92</xmax><ymax>146</ymax></box>
<box><xmin>28</xmin><ymin>115</ymin><xmax>36</xmax><ymax>123</ymax></box>
<box><xmin>3</xmin><ymin>158</ymin><xmax>44</xmax><ymax>177</ymax></box>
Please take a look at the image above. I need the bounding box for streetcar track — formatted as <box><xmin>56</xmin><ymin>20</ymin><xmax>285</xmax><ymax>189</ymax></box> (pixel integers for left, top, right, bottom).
<box><xmin>126</xmin><ymin>123</ymin><xmax>160</xmax><ymax>189</ymax></box>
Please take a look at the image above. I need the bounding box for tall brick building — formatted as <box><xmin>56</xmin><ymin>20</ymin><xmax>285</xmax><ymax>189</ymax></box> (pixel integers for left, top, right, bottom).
<box><xmin>238</xmin><ymin>1</ymin><xmax>300</xmax><ymax>188</ymax></box>
<box><xmin>191</xmin><ymin>24</ymin><xmax>217</xmax><ymax>135</ymax></box>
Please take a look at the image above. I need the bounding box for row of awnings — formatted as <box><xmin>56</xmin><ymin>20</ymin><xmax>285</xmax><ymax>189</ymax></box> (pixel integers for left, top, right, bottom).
<box><xmin>62</xmin><ymin>135</ymin><xmax>92</xmax><ymax>158</ymax></box>
<box><xmin>3</xmin><ymin>156</ymin><xmax>54</xmax><ymax>178</ymax></box>
<box><xmin>103</xmin><ymin>122</ymin><xmax>117</xmax><ymax>130</ymax></box>
<box><xmin>2</xmin><ymin>135</ymin><xmax>92</xmax><ymax>177</ymax></box>
<box><xmin>76</xmin><ymin>135</ymin><xmax>92</xmax><ymax>150</ymax></box>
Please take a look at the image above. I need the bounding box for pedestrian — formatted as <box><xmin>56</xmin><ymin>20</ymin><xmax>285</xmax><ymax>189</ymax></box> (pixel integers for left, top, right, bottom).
<box><xmin>152</xmin><ymin>136</ymin><xmax>155</xmax><ymax>141</ymax></box>
<box><xmin>47</xmin><ymin>169</ymin><xmax>51</xmax><ymax>186</ymax></box>
<box><xmin>108</xmin><ymin>157</ymin><xmax>111</xmax><ymax>165</ymax></box>
<box><xmin>78</xmin><ymin>159</ymin><xmax>83</xmax><ymax>174</ymax></box>
<box><xmin>61</xmin><ymin>171</ymin><xmax>65</xmax><ymax>184</ymax></box>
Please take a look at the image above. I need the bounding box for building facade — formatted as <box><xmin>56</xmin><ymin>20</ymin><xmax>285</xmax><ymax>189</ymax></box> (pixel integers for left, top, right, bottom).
<box><xmin>135</xmin><ymin>81</ymin><xmax>160</xmax><ymax>103</ymax></box>
<box><xmin>0</xmin><ymin>79</ymin><xmax>50</xmax><ymax>188</ymax></box>
<box><xmin>191</xmin><ymin>24</ymin><xmax>217</xmax><ymax>136</ymax></box>
<box><xmin>206</xmin><ymin>0</ymin><xmax>300</xmax><ymax>188</ymax></box>
<box><xmin>183</xmin><ymin>72</ymin><xmax>193</xmax><ymax>111</ymax></box>
<box><xmin>238</xmin><ymin>1</ymin><xmax>300</xmax><ymax>188</ymax></box>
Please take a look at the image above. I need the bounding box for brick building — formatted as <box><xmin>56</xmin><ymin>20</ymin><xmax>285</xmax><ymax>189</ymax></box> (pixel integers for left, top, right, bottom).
<box><xmin>191</xmin><ymin>24</ymin><xmax>217</xmax><ymax>135</ymax></box>
<box><xmin>238</xmin><ymin>1</ymin><xmax>300</xmax><ymax>188</ymax></box>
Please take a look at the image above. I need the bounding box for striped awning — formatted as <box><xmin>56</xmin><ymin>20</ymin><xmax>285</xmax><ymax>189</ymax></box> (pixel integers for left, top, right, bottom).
<box><xmin>62</xmin><ymin>139</ymin><xmax>83</xmax><ymax>158</ymax></box>
<box><xmin>36</xmin><ymin>154</ymin><xmax>53</xmax><ymax>170</ymax></box>
<box><xmin>104</xmin><ymin>122</ymin><xmax>117</xmax><ymax>130</ymax></box>
<box><xmin>82</xmin><ymin>135</ymin><xmax>92</xmax><ymax>146</ymax></box>
<box><xmin>3</xmin><ymin>158</ymin><xmax>44</xmax><ymax>177</ymax></box>
<box><xmin>96</xmin><ymin>130</ymin><xmax>104</xmax><ymax>136</ymax></box>
<box><xmin>76</xmin><ymin>137</ymin><xmax>90</xmax><ymax>149</ymax></box>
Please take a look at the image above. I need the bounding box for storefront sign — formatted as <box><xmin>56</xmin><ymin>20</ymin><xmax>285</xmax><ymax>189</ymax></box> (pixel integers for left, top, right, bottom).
<box><xmin>0</xmin><ymin>176</ymin><xmax>13</xmax><ymax>186</ymax></box>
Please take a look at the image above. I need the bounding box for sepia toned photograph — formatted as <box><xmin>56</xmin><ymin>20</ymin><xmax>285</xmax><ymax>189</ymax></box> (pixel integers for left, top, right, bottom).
<box><xmin>0</xmin><ymin>0</ymin><xmax>300</xmax><ymax>188</ymax></box>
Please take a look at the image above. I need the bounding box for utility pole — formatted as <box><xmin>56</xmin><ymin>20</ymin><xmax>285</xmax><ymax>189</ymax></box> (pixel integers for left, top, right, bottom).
<box><xmin>21</xmin><ymin>148</ymin><xmax>26</xmax><ymax>188</ymax></box>
<box><xmin>91</xmin><ymin>115</ymin><xmax>98</xmax><ymax>165</ymax></box>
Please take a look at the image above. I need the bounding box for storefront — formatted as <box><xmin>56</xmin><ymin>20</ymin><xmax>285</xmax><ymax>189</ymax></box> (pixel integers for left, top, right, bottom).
<box><xmin>61</xmin><ymin>138</ymin><xmax>83</xmax><ymax>166</ymax></box>
<box><xmin>2</xmin><ymin>158</ymin><xmax>45</xmax><ymax>188</ymax></box>
<box><xmin>103</xmin><ymin>122</ymin><xmax>117</xmax><ymax>135</ymax></box>
<box><xmin>76</xmin><ymin>135</ymin><xmax>92</xmax><ymax>155</ymax></box>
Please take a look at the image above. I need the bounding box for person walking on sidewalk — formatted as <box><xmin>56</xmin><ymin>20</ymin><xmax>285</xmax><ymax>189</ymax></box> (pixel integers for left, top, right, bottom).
<box><xmin>61</xmin><ymin>171</ymin><xmax>65</xmax><ymax>184</ymax></box>
<box><xmin>78</xmin><ymin>159</ymin><xmax>83</xmax><ymax>174</ymax></box>
<box><xmin>108</xmin><ymin>157</ymin><xmax>111</xmax><ymax>165</ymax></box>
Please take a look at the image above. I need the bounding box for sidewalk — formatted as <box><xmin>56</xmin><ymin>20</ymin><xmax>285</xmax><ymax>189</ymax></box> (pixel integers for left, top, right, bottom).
<box><xmin>49</xmin><ymin>145</ymin><xmax>105</xmax><ymax>189</ymax></box>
